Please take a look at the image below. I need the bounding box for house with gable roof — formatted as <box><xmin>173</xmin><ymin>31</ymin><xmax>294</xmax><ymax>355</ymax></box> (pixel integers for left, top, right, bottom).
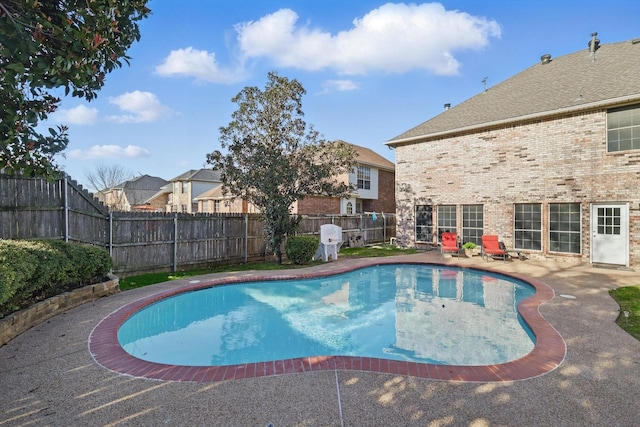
<box><xmin>387</xmin><ymin>34</ymin><xmax>640</xmax><ymax>267</ymax></box>
<box><xmin>96</xmin><ymin>174</ymin><xmax>168</xmax><ymax>212</ymax></box>
<box><xmin>145</xmin><ymin>168</ymin><xmax>222</xmax><ymax>213</ymax></box>
<box><xmin>194</xmin><ymin>142</ymin><xmax>396</xmax><ymax>215</ymax></box>
<box><xmin>195</xmin><ymin>185</ymin><xmax>259</xmax><ymax>214</ymax></box>
<box><xmin>294</xmin><ymin>142</ymin><xmax>396</xmax><ymax>215</ymax></box>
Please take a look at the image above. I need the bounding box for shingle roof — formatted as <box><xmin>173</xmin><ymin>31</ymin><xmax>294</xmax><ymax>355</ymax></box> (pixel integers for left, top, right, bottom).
<box><xmin>193</xmin><ymin>184</ymin><xmax>226</xmax><ymax>200</ymax></box>
<box><xmin>337</xmin><ymin>141</ymin><xmax>395</xmax><ymax>170</ymax></box>
<box><xmin>170</xmin><ymin>168</ymin><xmax>222</xmax><ymax>182</ymax></box>
<box><xmin>119</xmin><ymin>175</ymin><xmax>168</xmax><ymax>206</ymax></box>
<box><xmin>388</xmin><ymin>37</ymin><xmax>640</xmax><ymax>145</ymax></box>
<box><xmin>118</xmin><ymin>175</ymin><xmax>168</xmax><ymax>191</ymax></box>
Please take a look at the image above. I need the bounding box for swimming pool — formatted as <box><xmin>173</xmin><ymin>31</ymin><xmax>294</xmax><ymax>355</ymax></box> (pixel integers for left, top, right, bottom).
<box><xmin>117</xmin><ymin>264</ymin><xmax>535</xmax><ymax>367</ymax></box>
<box><xmin>90</xmin><ymin>259</ymin><xmax>566</xmax><ymax>382</ymax></box>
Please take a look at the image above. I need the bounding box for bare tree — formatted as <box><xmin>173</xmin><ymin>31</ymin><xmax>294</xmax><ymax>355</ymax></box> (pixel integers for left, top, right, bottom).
<box><xmin>85</xmin><ymin>162</ymin><xmax>134</xmax><ymax>192</ymax></box>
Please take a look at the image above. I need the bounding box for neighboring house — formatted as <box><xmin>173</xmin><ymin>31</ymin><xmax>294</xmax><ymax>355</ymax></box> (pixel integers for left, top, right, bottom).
<box><xmin>97</xmin><ymin>175</ymin><xmax>168</xmax><ymax>212</ymax></box>
<box><xmin>195</xmin><ymin>185</ymin><xmax>259</xmax><ymax>214</ymax></box>
<box><xmin>294</xmin><ymin>142</ymin><xmax>396</xmax><ymax>215</ymax></box>
<box><xmin>146</xmin><ymin>169</ymin><xmax>222</xmax><ymax>213</ymax></box>
<box><xmin>142</xmin><ymin>184</ymin><xmax>171</xmax><ymax>212</ymax></box>
<box><xmin>387</xmin><ymin>34</ymin><xmax>640</xmax><ymax>268</ymax></box>
<box><xmin>195</xmin><ymin>142</ymin><xmax>396</xmax><ymax>215</ymax></box>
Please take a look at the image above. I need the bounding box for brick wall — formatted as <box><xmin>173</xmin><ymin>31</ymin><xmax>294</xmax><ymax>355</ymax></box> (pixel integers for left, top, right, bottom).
<box><xmin>394</xmin><ymin>109</ymin><xmax>640</xmax><ymax>266</ymax></box>
<box><xmin>296</xmin><ymin>196</ymin><xmax>341</xmax><ymax>215</ymax></box>
<box><xmin>372</xmin><ymin>168</ymin><xmax>396</xmax><ymax>213</ymax></box>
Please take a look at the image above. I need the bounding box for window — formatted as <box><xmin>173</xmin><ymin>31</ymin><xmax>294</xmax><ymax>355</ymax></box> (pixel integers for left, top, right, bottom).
<box><xmin>356</xmin><ymin>200</ymin><xmax>363</xmax><ymax>214</ymax></box>
<box><xmin>346</xmin><ymin>201</ymin><xmax>353</xmax><ymax>214</ymax></box>
<box><xmin>181</xmin><ymin>181</ymin><xmax>188</xmax><ymax>194</ymax></box>
<box><xmin>357</xmin><ymin>166</ymin><xmax>371</xmax><ymax>190</ymax></box>
<box><xmin>415</xmin><ymin>205</ymin><xmax>433</xmax><ymax>242</ymax></box>
<box><xmin>514</xmin><ymin>203</ymin><xmax>542</xmax><ymax>250</ymax></box>
<box><xmin>462</xmin><ymin>205</ymin><xmax>483</xmax><ymax>246</ymax></box>
<box><xmin>437</xmin><ymin>205</ymin><xmax>456</xmax><ymax>241</ymax></box>
<box><xmin>181</xmin><ymin>204</ymin><xmax>188</xmax><ymax>213</ymax></box>
<box><xmin>549</xmin><ymin>203</ymin><xmax>581</xmax><ymax>254</ymax></box>
<box><xmin>607</xmin><ymin>104</ymin><xmax>640</xmax><ymax>152</ymax></box>
<box><xmin>597</xmin><ymin>206</ymin><xmax>621</xmax><ymax>235</ymax></box>
<box><xmin>214</xmin><ymin>200</ymin><xmax>220</xmax><ymax>213</ymax></box>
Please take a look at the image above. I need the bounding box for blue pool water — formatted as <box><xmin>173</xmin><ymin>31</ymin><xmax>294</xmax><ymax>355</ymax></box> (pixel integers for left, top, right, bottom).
<box><xmin>118</xmin><ymin>264</ymin><xmax>536</xmax><ymax>367</ymax></box>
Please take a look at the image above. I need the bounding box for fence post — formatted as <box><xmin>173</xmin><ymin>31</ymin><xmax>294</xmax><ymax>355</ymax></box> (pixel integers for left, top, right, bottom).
<box><xmin>244</xmin><ymin>214</ymin><xmax>248</xmax><ymax>264</ymax></box>
<box><xmin>109</xmin><ymin>213</ymin><xmax>113</xmax><ymax>257</ymax></box>
<box><xmin>63</xmin><ymin>174</ymin><xmax>69</xmax><ymax>242</ymax></box>
<box><xmin>173</xmin><ymin>213</ymin><xmax>178</xmax><ymax>272</ymax></box>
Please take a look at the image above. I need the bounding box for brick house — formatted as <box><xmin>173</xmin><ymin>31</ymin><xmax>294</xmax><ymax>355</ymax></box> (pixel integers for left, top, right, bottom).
<box><xmin>96</xmin><ymin>174</ymin><xmax>167</xmax><ymax>212</ymax></box>
<box><xmin>195</xmin><ymin>142</ymin><xmax>396</xmax><ymax>215</ymax></box>
<box><xmin>294</xmin><ymin>142</ymin><xmax>396</xmax><ymax>215</ymax></box>
<box><xmin>387</xmin><ymin>34</ymin><xmax>640</xmax><ymax>267</ymax></box>
<box><xmin>195</xmin><ymin>185</ymin><xmax>259</xmax><ymax>214</ymax></box>
<box><xmin>145</xmin><ymin>169</ymin><xmax>222</xmax><ymax>213</ymax></box>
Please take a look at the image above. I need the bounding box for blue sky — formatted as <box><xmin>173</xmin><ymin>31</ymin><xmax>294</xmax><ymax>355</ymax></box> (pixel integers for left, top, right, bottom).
<box><xmin>48</xmin><ymin>0</ymin><xmax>640</xmax><ymax>189</ymax></box>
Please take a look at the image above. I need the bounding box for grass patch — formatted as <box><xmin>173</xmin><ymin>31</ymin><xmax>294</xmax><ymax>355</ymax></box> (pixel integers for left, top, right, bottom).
<box><xmin>119</xmin><ymin>261</ymin><xmax>314</xmax><ymax>291</ymax></box>
<box><xmin>609</xmin><ymin>285</ymin><xmax>640</xmax><ymax>341</ymax></box>
<box><xmin>119</xmin><ymin>244</ymin><xmax>418</xmax><ymax>291</ymax></box>
<box><xmin>340</xmin><ymin>244</ymin><xmax>419</xmax><ymax>258</ymax></box>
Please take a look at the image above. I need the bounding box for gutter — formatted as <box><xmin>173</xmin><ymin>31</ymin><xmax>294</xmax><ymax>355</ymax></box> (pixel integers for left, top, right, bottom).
<box><xmin>385</xmin><ymin>94</ymin><xmax>640</xmax><ymax>147</ymax></box>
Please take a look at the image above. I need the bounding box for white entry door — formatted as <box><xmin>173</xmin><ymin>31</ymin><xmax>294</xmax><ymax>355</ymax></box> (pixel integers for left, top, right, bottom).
<box><xmin>590</xmin><ymin>203</ymin><xmax>629</xmax><ymax>266</ymax></box>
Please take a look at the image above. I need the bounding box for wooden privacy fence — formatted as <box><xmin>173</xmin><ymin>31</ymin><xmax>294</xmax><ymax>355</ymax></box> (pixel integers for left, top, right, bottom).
<box><xmin>1</xmin><ymin>174</ymin><xmax>396</xmax><ymax>275</ymax></box>
<box><xmin>109</xmin><ymin>212</ymin><xmax>266</xmax><ymax>275</ymax></box>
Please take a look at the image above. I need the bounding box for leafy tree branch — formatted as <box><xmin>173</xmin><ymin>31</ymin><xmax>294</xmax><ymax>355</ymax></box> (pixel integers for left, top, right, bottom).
<box><xmin>0</xmin><ymin>0</ymin><xmax>151</xmax><ymax>177</ymax></box>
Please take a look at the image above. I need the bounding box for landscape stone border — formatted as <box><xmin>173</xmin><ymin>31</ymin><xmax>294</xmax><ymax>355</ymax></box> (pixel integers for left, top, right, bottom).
<box><xmin>0</xmin><ymin>274</ymin><xmax>119</xmax><ymax>346</ymax></box>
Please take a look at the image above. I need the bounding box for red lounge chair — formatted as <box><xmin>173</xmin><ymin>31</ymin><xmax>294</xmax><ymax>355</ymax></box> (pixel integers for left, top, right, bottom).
<box><xmin>481</xmin><ymin>235</ymin><xmax>507</xmax><ymax>262</ymax></box>
<box><xmin>441</xmin><ymin>232</ymin><xmax>459</xmax><ymax>256</ymax></box>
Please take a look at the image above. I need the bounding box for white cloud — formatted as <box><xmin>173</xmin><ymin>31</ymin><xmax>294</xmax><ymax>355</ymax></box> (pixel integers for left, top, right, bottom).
<box><xmin>51</xmin><ymin>105</ymin><xmax>99</xmax><ymax>125</ymax></box>
<box><xmin>67</xmin><ymin>145</ymin><xmax>150</xmax><ymax>160</ymax></box>
<box><xmin>235</xmin><ymin>3</ymin><xmax>501</xmax><ymax>75</ymax></box>
<box><xmin>320</xmin><ymin>79</ymin><xmax>360</xmax><ymax>93</ymax></box>
<box><xmin>107</xmin><ymin>91</ymin><xmax>172</xmax><ymax>123</ymax></box>
<box><xmin>155</xmin><ymin>46</ymin><xmax>245</xmax><ymax>83</ymax></box>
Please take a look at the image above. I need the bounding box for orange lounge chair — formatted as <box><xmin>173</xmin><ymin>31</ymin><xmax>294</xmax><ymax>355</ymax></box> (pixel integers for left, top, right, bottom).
<box><xmin>440</xmin><ymin>232</ymin><xmax>460</xmax><ymax>256</ymax></box>
<box><xmin>481</xmin><ymin>235</ymin><xmax>507</xmax><ymax>262</ymax></box>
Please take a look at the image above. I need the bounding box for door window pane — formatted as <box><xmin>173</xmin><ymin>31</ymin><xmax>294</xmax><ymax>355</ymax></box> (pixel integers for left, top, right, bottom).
<box><xmin>597</xmin><ymin>206</ymin><xmax>621</xmax><ymax>235</ymax></box>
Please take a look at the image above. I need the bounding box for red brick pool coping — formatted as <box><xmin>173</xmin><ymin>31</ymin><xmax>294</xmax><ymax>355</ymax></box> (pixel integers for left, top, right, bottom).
<box><xmin>89</xmin><ymin>259</ymin><xmax>566</xmax><ymax>383</ymax></box>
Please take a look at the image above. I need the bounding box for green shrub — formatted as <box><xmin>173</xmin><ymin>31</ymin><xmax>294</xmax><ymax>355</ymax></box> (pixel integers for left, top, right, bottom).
<box><xmin>0</xmin><ymin>239</ymin><xmax>113</xmax><ymax>317</ymax></box>
<box><xmin>285</xmin><ymin>236</ymin><xmax>319</xmax><ymax>265</ymax></box>
<box><xmin>0</xmin><ymin>240</ymin><xmax>39</xmax><ymax>311</ymax></box>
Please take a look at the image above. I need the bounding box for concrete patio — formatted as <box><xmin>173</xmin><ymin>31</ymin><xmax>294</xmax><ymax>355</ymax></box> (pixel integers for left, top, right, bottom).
<box><xmin>1</xmin><ymin>252</ymin><xmax>639</xmax><ymax>426</ymax></box>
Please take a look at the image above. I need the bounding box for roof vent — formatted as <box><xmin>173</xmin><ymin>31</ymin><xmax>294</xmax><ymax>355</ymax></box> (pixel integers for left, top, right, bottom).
<box><xmin>540</xmin><ymin>54</ymin><xmax>552</xmax><ymax>64</ymax></box>
<box><xmin>588</xmin><ymin>32</ymin><xmax>600</xmax><ymax>54</ymax></box>
<box><xmin>444</xmin><ymin>103</ymin><xmax>451</xmax><ymax>110</ymax></box>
